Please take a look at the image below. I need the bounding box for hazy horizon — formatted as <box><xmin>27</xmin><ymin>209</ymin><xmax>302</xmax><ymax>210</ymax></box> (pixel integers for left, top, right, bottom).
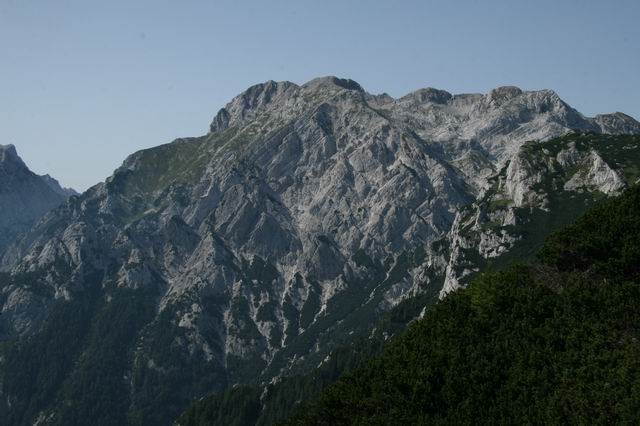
<box><xmin>2</xmin><ymin>0</ymin><xmax>639</xmax><ymax>191</ymax></box>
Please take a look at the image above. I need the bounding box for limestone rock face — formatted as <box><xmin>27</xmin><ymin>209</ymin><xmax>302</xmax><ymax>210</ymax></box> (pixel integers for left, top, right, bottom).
<box><xmin>441</xmin><ymin>132</ymin><xmax>640</xmax><ymax>297</ymax></box>
<box><xmin>1</xmin><ymin>78</ymin><xmax>639</xmax><ymax>424</ymax></box>
<box><xmin>564</xmin><ymin>150</ymin><xmax>627</xmax><ymax>194</ymax></box>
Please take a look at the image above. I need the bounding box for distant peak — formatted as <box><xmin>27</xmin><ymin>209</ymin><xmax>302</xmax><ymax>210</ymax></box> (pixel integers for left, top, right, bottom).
<box><xmin>0</xmin><ymin>144</ymin><xmax>26</xmax><ymax>168</ymax></box>
<box><xmin>595</xmin><ymin>111</ymin><xmax>638</xmax><ymax>121</ymax></box>
<box><xmin>593</xmin><ymin>112</ymin><xmax>640</xmax><ymax>135</ymax></box>
<box><xmin>0</xmin><ymin>143</ymin><xmax>17</xmax><ymax>157</ymax></box>
<box><xmin>302</xmin><ymin>76</ymin><xmax>364</xmax><ymax>92</ymax></box>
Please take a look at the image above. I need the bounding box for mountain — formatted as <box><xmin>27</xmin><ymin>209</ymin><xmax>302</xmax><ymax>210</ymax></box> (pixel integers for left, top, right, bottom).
<box><xmin>0</xmin><ymin>77</ymin><xmax>639</xmax><ymax>425</ymax></box>
<box><xmin>280</xmin><ymin>183</ymin><xmax>640</xmax><ymax>425</ymax></box>
<box><xmin>0</xmin><ymin>144</ymin><xmax>77</xmax><ymax>254</ymax></box>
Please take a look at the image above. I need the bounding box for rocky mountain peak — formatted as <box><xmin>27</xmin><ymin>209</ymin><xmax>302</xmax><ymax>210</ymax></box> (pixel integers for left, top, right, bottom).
<box><xmin>486</xmin><ymin>85</ymin><xmax>523</xmax><ymax>103</ymax></box>
<box><xmin>594</xmin><ymin>112</ymin><xmax>640</xmax><ymax>134</ymax></box>
<box><xmin>401</xmin><ymin>87</ymin><xmax>453</xmax><ymax>104</ymax></box>
<box><xmin>302</xmin><ymin>76</ymin><xmax>365</xmax><ymax>93</ymax></box>
<box><xmin>0</xmin><ymin>144</ymin><xmax>27</xmax><ymax>170</ymax></box>
<box><xmin>482</xmin><ymin>87</ymin><xmax>568</xmax><ymax>114</ymax></box>
<box><xmin>209</xmin><ymin>80</ymin><xmax>299</xmax><ymax>133</ymax></box>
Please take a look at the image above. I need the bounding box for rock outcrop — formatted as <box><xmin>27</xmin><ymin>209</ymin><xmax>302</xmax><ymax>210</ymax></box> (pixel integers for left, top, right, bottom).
<box><xmin>441</xmin><ymin>132</ymin><xmax>639</xmax><ymax>297</ymax></box>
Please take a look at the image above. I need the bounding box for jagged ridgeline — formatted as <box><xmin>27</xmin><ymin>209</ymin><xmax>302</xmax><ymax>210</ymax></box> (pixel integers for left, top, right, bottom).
<box><xmin>180</xmin><ymin>183</ymin><xmax>640</xmax><ymax>425</ymax></box>
<box><xmin>0</xmin><ymin>76</ymin><xmax>639</xmax><ymax>425</ymax></box>
<box><xmin>0</xmin><ymin>144</ymin><xmax>76</xmax><ymax>256</ymax></box>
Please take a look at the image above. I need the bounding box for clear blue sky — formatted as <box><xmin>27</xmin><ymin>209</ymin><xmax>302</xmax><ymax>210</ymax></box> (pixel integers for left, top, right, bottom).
<box><xmin>1</xmin><ymin>0</ymin><xmax>638</xmax><ymax>191</ymax></box>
